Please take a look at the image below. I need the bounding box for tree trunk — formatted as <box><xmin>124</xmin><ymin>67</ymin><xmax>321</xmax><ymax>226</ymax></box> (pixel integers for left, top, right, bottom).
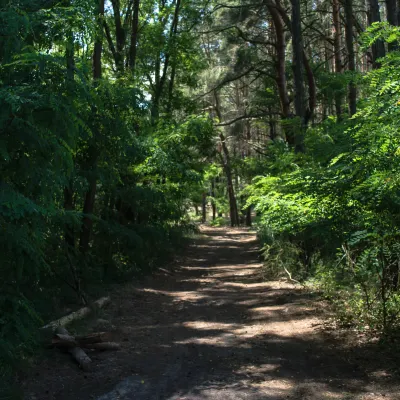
<box><xmin>291</xmin><ymin>0</ymin><xmax>306</xmax><ymax>152</ymax></box>
<box><xmin>245</xmin><ymin>207</ymin><xmax>252</xmax><ymax>227</ymax></box>
<box><xmin>273</xmin><ymin>0</ymin><xmax>316</xmax><ymax>124</ymax></box>
<box><xmin>218</xmin><ymin>134</ymin><xmax>239</xmax><ymax>227</ymax></box>
<box><xmin>368</xmin><ymin>0</ymin><xmax>385</xmax><ymax>67</ymax></box>
<box><xmin>269</xmin><ymin>5</ymin><xmax>290</xmax><ymax>120</ymax></box>
<box><xmin>64</xmin><ymin>28</ymin><xmax>75</xmax><ymax>250</ymax></box>
<box><xmin>129</xmin><ymin>0</ymin><xmax>140</xmax><ymax>73</ymax></box>
<box><xmin>344</xmin><ymin>0</ymin><xmax>357</xmax><ymax>116</ymax></box>
<box><xmin>211</xmin><ymin>180</ymin><xmax>216</xmax><ymax>221</ymax></box>
<box><xmin>268</xmin><ymin>106</ymin><xmax>276</xmax><ymax>140</ymax></box>
<box><xmin>151</xmin><ymin>0</ymin><xmax>181</xmax><ymax>121</ymax></box>
<box><xmin>202</xmin><ymin>192</ymin><xmax>207</xmax><ymax>223</ymax></box>
<box><xmin>167</xmin><ymin>64</ymin><xmax>176</xmax><ymax>113</ymax></box>
<box><xmin>386</xmin><ymin>0</ymin><xmax>398</xmax><ymax>29</ymax></box>
<box><xmin>92</xmin><ymin>0</ymin><xmax>104</xmax><ymax>81</ymax></box>
<box><xmin>245</xmin><ymin>119</ymin><xmax>252</xmax><ymax>227</ymax></box>
<box><xmin>80</xmin><ymin>0</ymin><xmax>103</xmax><ymax>254</ymax></box>
<box><xmin>110</xmin><ymin>0</ymin><xmax>126</xmax><ymax>73</ymax></box>
<box><xmin>332</xmin><ymin>0</ymin><xmax>343</xmax><ymax>119</ymax></box>
<box><xmin>214</xmin><ymin>91</ymin><xmax>239</xmax><ymax>227</ymax></box>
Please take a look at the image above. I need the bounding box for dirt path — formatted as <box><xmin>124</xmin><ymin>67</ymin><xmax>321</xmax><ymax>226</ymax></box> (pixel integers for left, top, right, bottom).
<box><xmin>24</xmin><ymin>227</ymin><xmax>399</xmax><ymax>399</ymax></box>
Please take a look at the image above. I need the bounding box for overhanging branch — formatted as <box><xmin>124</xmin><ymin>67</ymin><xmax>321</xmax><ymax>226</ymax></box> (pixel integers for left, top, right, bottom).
<box><xmin>216</xmin><ymin>113</ymin><xmax>268</xmax><ymax>127</ymax></box>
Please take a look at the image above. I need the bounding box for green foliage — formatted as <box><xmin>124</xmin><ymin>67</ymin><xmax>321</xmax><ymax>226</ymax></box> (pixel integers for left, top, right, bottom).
<box><xmin>247</xmin><ymin>33</ymin><xmax>400</xmax><ymax>333</ymax></box>
<box><xmin>0</xmin><ymin>0</ymin><xmax>215</xmax><ymax>380</ymax></box>
<box><xmin>209</xmin><ymin>216</ymin><xmax>227</xmax><ymax>227</ymax></box>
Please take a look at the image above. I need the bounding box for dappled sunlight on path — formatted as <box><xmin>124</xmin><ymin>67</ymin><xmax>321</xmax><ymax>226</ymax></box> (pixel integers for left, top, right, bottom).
<box><xmin>24</xmin><ymin>227</ymin><xmax>399</xmax><ymax>400</ymax></box>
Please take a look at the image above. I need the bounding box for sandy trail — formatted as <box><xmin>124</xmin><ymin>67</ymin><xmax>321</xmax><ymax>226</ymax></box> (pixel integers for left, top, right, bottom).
<box><xmin>24</xmin><ymin>227</ymin><xmax>399</xmax><ymax>399</ymax></box>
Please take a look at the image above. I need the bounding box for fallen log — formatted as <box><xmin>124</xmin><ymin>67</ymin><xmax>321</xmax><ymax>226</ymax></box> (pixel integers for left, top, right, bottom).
<box><xmin>69</xmin><ymin>347</ymin><xmax>92</xmax><ymax>372</ymax></box>
<box><xmin>83</xmin><ymin>342</ymin><xmax>120</xmax><ymax>351</ymax></box>
<box><xmin>51</xmin><ymin>332</ymin><xmax>113</xmax><ymax>350</ymax></box>
<box><xmin>41</xmin><ymin>296</ymin><xmax>111</xmax><ymax>330</ymax></box>
<box><xmin>56</xmin><ymin>327</ymin><xmax>92</xmax><ymax>371</ymax></box>
<box><xmin>76</xmin><ymin>332</ymin><xmax>112</xmax><ymax>346</ymax></box>
<box><xmin>52</xmin><ymin>333</ymin><xmax>77</xmax><ymax>348</ymax></box>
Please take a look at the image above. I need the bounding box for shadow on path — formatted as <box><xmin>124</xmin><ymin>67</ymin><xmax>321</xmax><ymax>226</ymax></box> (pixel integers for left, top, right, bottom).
<box><xmin>24</xmin><ymin>227</ymin><xmax>400</xmax><ymax>400</ymax></box>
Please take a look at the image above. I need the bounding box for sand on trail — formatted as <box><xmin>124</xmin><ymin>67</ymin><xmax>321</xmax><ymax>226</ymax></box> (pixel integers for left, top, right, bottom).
<box><xmin>23</xmin><ymin>227</ymin><xmax>399</xmax><ymax>400</ymax></box>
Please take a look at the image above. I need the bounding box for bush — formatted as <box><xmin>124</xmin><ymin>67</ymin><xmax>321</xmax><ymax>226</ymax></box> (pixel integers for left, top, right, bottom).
<box><xmin>247</xmin><ymin>32</ymin><xmax>400</xmax><ymax>334</ymax></box>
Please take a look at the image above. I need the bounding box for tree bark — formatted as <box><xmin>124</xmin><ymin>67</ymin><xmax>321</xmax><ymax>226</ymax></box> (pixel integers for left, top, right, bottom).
<box><xmin>69</xmin><ymin>346</ymin><xmax>92</xmax><ymax>370</ymax></box>
<box><xmin>55</xmin><ymin>327</ymin><xmax>92</xmax><ymax>371</ymax></box>
<box><xmin>76</xmin><ymin>332</ymin><xmax>113</xmax><ymax>346</ymax></box>
<box><xmin>151</xmin><ymin>0</ymin><xmax>181</xmax><ymax>120</ymax></box>
<box><xmin>332</xmin><ymin>0</ymin><xmax>343</xmax><ymax>119</ymax></box>
<box><xmin>214</xmin><ymin>91</ymin><xmax>239</xmax><ymax>227</ymax></box>
<box><xmin>273</xmin><ymin>1</ymin><xmax>316</xmax><ymax>124</ymax></box>
<box><xmin>344</xmin><ymin>0</ymin><xmax>357</xmax><ymax>116</ymax></box>
<box><xmin>245</xmin><ymin>207</ymin><xmax>252</xmax><ymax>227</ymax></box>
<box><xmin>268</xmin><ymin>4</ymin><xmax>290</xmax><ymax>120</ymax></box>
<box><xmin>80</xmin><ymin>0</ymin><xmax>104</xmax><ymax>254</ymax></box>
<box><xmin>211</xmin><ymin>180</ymin><xmax>216</xmax><ymax>221</ymax></box>
<box><xmin>385</xmin><ymin>0</ymin><xmax>398</xmax><ymax>28</ymax></box>
<box><xmin>84</xmin><ymin>342</ymin><xmax>120</xmax><ymax>350</ymax></box>
<box><xmin>245</xmin><ymin>119</ymin><xmax>252</xmax><ymax>227</ymax></box>
<box><xmin>92</xmin><ymin>0</ymin><xmax>104</xmax><ymax>80</ymax></box>
<box><xmin>64</xmin><ymin>29</ymin><xmax>75</xmax><ymax>250</ymax></box>
<box><xmin>110</xmin><ymin>0</ymin><xmax>126</xmax><ymax>73</ymax></box>
<box><xmin>41</xmin><ymin>297</ymin><xmax>111</xmax><ymax>330</ymax></box>
<box><xmin>129</xmin><ymin>0</ymin><xmax>140</xmax><ymax>72</ymax></box>
<box><xmin>202</xmin><ymin>192</ymin><xmax>207</xmax><ymax>223</ymax></box>
<box><xmin>368</xmin><ymin>0</ymin><xmax>385</xmax><ymax>67</ymax></box>
<box><xmin>291</xmin><ymin>0</ymin><xmax>306</xmax><ymax>152</ymax></box>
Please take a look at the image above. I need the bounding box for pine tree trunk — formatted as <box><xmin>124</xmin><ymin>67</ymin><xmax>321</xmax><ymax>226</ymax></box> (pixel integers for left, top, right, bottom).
<box><xmin>211</xmin><ymin>180</ymin><xmax>216</xmax><ymax>221</ymax></box>
<box><xmin>332</xmin><ymin>0</ymin><xmax>343</xmax><ymax>119</ymax></box>
<box><xmin>269</xmin><ymin>5</ymin><xmax>290</xmax><ymax>120</ymax></box>
<box><xmin>214</xmin><ymin>91</ymin><xmax>239</xmax><ymax>227</ymax></box>
<box><xmin>218</xmin><ymin>141</ymin><xmax>239</xmax><ymax>227</ymax></box>
<box><xmin>202</xmin><ymin>192</ymin><xmax>207</xmax><ymax>223</ymax></box>
<box><xmin>64</xmin><ymin>25</ymin><xmax>75</xmax><ymax>251</ymax></box>
<box><xmin>344</xmin><ymin>0</ymin><xmax>357</xmax><ymax>116</ymax></box>
<box><xmin>92</xmin><ymin>0</ymin><xmax>104</xmax><ymax>80</ymax></box>
<box><xmin>368</xmin><ymin>0</ymin><xmax>385</xmax><ymax>67</ymax></box>
<box><xmin>386</xmin><ymin>0</ymin><xmax>398</xmax><ymax>28</ymax></box>
<box><xmin>291</xmin><ymin>0</ymin><xmax>306</xmax><ymax>152</ymax></box>
<box><xmin>245</xmin><ymin>207</ymin><xmax>252</xmax><ymax>227</ymax></box>
<box><xmin>129</xmin><ymin>0</ymin><xmax>140</xmax><ymax>73</ymax></box>
<box><xmin>80</xmin><ymin>0</ymin><xmax>103</xmax><ymax>254</ymax></box>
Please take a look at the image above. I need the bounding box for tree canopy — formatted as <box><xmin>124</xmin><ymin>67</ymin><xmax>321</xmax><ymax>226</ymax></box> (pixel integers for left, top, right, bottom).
<box><xmin>2</xmin><ymin>0</ymin><xmax>400</xmax><ymax>383</ymax></box>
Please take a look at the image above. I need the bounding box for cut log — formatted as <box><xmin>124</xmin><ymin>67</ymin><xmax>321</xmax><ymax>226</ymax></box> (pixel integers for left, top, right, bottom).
<box><xmin>56</xmin><ymin>327</ymin><xmax>92</xmax><ymax>371</ymax></box>
<box><xmin>69</xmin><ymin>347</ymin><xmax>92</xmax><ymax>371</ymax></box>
<box><xmin>51</xmin><ymin>332</ymin><xmax>113</xmax><ymax>349</ymax></box>
<box><xmin>83</xmin><ymin>342</ymin><xmax>120</xmax><ymax>351</ymax></box>
<box><xmin>41</xmin><ymin>296</ymin><xmax>111</xmax><ymax>330</ymax></box>
<box><xmin>52</xmin><ymin>333</ymin><xmax>77</xmax><ymax>348</ymax></box>
<box><xmin>76</xmin><ymin>332</ymin><xmax>112</xmax><ymax>346</ymax></box>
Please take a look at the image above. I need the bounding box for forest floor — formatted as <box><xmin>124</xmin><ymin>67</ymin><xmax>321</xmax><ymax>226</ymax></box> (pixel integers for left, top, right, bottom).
<box><xmin>23</xmin><ymin>227</ymin><xmax>400</xmax><ymax>400</ymax></box>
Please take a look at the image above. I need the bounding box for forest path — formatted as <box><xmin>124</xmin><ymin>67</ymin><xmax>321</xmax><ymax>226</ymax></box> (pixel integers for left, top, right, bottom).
<box><xmin>25</xmin><ymin>227</ymin><xmax>398</xmax><ymax>400</ymax></box>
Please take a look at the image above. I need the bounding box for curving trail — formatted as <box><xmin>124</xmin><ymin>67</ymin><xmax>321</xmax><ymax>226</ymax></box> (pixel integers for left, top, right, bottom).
<box><xmin>25</xmin><ymin>227</ymin><xmax>398</xmax><ymax>399</ymax></box>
